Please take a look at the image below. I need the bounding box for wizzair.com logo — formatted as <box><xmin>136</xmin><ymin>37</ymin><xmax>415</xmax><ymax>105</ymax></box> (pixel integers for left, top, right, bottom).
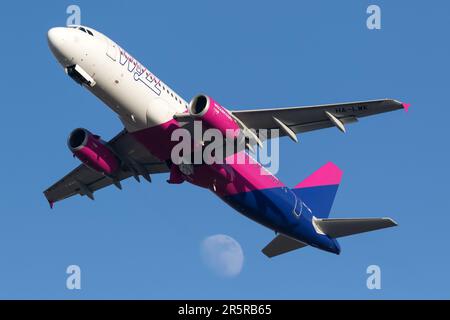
<box><xmin>170</xmin><ymin>123</ymin><xmax>281</xmax><ymax>176</ymax></box>
<box><xmin>118</xmin><ymin>49</ymin><xmax>162</xmax><ymax>96</ymax></box>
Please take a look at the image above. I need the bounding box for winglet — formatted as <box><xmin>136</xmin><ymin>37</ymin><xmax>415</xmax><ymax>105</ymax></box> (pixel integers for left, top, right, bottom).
<box><xmin>402</xmin><ymin>103</ymin><xmax>411</xmax><ymax>112</ymax></box>
<box><xmin>48</xmin><ymin>200</ymin><xmax>54</xmax><ymax>209</ymax></box>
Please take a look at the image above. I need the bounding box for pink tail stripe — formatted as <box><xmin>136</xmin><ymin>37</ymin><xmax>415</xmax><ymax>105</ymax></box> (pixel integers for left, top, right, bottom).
<box><xmin>295</xmin><ymin>162</ymin><xmax>343</xmax><ymax>189</ymax></box>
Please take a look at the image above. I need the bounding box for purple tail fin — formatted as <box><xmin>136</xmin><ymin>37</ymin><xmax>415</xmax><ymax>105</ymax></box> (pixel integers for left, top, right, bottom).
<box><xmin>291</xmin><ymin>162</ymin><xmax>343</xmax><ymax>218</ymax></box>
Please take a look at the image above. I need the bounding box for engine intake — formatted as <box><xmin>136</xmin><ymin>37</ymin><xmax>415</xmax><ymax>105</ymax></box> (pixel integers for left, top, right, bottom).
<box><xmin>68</xmin><ymin>128</ymin><xmax>119</xmax><ymax>175</ymax></box>
<box><xmin>189</xmin><ymin>94</ymin><xmax>240</xmax><ymax>138</ymax></box>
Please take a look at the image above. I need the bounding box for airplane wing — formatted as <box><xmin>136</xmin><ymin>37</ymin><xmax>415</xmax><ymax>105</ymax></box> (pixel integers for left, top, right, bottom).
<box><xmin>44</xmin><ymin>130</ymin><xmax>169</xmax><ymax>207</ymax></box>
<box><xmin>231</xmin><ymin>99</ymin><xmax>408</xmax><ymax>141</ymax></box>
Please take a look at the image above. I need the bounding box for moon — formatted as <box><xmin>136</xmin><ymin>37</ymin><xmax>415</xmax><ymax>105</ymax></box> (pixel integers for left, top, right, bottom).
<box><xmin>201</xmin><ymin>234</ymin><xmax>244</xmax><ymax>277</ymax></box>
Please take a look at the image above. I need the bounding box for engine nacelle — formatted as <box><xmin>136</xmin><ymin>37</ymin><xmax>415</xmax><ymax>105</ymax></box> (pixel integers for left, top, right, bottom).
<box><xmin>68</xmin><ymin>128</ymin><xmax>119</xmax><ymax>175</ymax></box>
<box><xmin>189</xmin><ymin>94</ymin><xmax>240</xmax><ymax>138</ymax></box>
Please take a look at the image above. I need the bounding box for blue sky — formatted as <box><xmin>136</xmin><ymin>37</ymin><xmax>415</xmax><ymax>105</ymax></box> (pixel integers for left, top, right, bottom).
<box><xmin>0</xmin><ymin>0</ymin><xmax>448</xmax><ymax>299</ymax></box>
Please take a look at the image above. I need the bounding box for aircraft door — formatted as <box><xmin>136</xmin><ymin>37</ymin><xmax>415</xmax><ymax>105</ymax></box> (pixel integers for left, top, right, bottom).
<box><xmin>106</xmin><ymin>39</ymin><xmax>118</xmax><ymax>61</ymax></box>
<box><xmin>288</xmin><ymin>189</ymin><xmax>302</xmax><ymax>218</ymax></box>
<box><xmin>282</xmin><ymin>187</ymin><xmax>302</xmax><ymax>219</ymax></box>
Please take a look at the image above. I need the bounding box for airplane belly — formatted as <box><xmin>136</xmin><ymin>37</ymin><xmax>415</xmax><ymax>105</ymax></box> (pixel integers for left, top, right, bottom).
<box><xmin>205</xmin><ymin>152</ymin><xmax>300</xmax><ymax>231</ymax></box>
<box><xmin>222</xmin><ymin>188</ymin><xmax>339</xmax><ymax>252</ymax></box>
<box><xmin>221</xmin><ymin>188</ymin><xmax>297</xmax><ymax>231</ymax></box>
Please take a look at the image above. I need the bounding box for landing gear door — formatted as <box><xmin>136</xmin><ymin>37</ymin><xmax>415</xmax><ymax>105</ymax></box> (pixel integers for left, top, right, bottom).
<box><xmin>106</xmin><ymin>39</ymin><xmax>118</xmax><ymax>61</ymax></box>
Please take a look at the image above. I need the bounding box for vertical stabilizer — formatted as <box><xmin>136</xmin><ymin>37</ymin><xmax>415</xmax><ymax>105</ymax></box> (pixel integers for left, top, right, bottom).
<box><xmin>291</xmin><ymin>162</ymin><xmax>343</xmax><ymax>218</ymax></box>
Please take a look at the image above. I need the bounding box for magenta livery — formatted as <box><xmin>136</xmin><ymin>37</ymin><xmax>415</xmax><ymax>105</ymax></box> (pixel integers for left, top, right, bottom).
<box><xmin>45</xmin><ymin>25</ymin><xmax>406</xmax><ymax>257</ymax></box>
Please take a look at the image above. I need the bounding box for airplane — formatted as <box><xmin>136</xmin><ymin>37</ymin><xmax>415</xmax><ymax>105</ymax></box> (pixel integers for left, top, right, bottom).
<box><xmin>44</xmin><ymin>25</ymin><xmax>407</xmax><ymax>257</ymax></box>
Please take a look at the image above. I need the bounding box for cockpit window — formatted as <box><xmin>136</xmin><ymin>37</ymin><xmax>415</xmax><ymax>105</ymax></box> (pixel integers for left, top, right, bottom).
<box><xmin>74</xmin><ymin>26</ymin><xmax>94</xmax><ymax>36</ymax></box>
<box><xmin>67</xmin><ymin>25</ymin><xmax>94</xmax><ymax>36</ymax></box>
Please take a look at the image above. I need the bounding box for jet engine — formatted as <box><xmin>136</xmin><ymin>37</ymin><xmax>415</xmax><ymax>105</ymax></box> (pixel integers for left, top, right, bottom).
<box><xmin>189</xmin><ymin>94</ymin><xmax>241</xmax><ymax>138</ymax></box>
<box><xmin>68</xmin><ymin>128</ymin><xmax>119</xmax><ymax>175</ymax></box>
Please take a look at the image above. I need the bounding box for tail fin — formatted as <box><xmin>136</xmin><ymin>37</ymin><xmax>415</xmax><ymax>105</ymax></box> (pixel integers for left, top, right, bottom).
<box><xmin>291</xmin><ymin>162</ymin><xmax>343</xmax><ymax>218</ymax></box>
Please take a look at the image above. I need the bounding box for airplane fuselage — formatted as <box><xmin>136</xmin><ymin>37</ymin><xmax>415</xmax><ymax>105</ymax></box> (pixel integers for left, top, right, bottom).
<box><xmin>47</xmin><ymin>26</ymin><xmax>340</xmax><ymax>254</ymax></box>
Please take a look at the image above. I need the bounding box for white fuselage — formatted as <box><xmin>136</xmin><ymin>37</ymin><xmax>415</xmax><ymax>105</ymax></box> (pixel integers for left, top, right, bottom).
<box><xmin>48</xmin><ymin>25</ymin><xmax>187</xmax><ymax>132</ymax></box>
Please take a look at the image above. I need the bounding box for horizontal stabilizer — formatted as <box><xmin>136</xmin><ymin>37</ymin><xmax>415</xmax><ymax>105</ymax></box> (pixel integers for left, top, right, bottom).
<box><xmin>262</xmin><ymin>234</ymin><xmax>308</xmax><ymax>258</ymax></box>
<box><xmin>314</xmin><ymin>217</ymin><xmax>398</xmax><ymax>238</ymax></box>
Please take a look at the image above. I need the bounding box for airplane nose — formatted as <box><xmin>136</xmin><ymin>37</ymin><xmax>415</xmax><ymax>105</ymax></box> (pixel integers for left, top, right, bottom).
<box><xmin>47</xmin><ymin>27</ymin><xmax>69</xmax><ymax>63</ymax></box>
<box><xmin>47</xmin><ymin>27</ymin><xmax>64</xmax><ymax>48</ymax></box>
